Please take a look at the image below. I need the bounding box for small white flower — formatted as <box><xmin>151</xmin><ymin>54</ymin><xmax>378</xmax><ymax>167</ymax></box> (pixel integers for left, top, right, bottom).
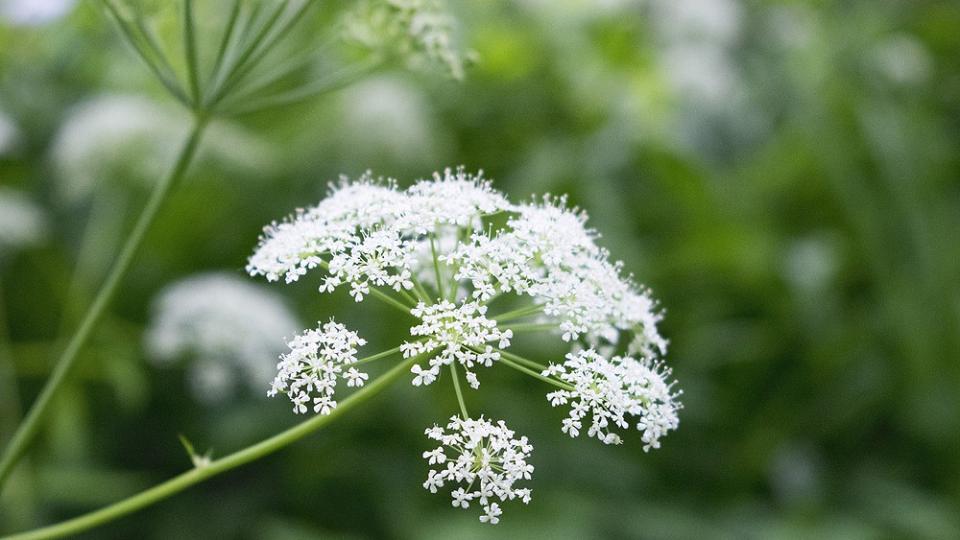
<box><xmin>268</xmin><ymin>320</ymin><xmax>368</xmax><ymax>415</ymax></box>
<box><xmin>344</xmin><ymin>367</ymin><xmax>369</xmax><ymax>387</ymax></box>
<box><xmin>411</xmin><ymin>363</ymin><xmax>438</xmax><ymax>386</ymax></box>
<box><xmin>479</xmin><ymin>503</ymin><xmax>502</xmax><ymax>524</ymax></box>
<box><xmin>423</xmin><ymin>416</ymin><xmax>534</xmax><ymax>524</ymax></box>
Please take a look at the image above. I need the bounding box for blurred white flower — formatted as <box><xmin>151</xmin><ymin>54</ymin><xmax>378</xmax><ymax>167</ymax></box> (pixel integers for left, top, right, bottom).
<box><xmin>765</xmin><ymin>4</ymin><xmax>816</xmax><ymax>51</ymax></box>
<box><xmin>423</xmin><ymin>416</ymin><xmax>533</xmax><ymax>523</ymax></box>
<box><xmin>662</xmin><ymin>43</ymin><xmax>740</xmax><ymax>108</ymax></box>
<box><xmin>146</xmin><ymin>272</ymin><xmax>300</xmax><ymax>404</ymax></box>
<box><xmin>336</xmin><ymin>75</ymin><xmax>441</xmax><ymax>166</ymax></box>
<box><xmin>344</xmin><ymin>0</ymin><xmax>470</xmax><ymax>79</ymax></box>
<box><xmin>870</xmin><ymin>34</ymin><xmax>933</xmax><ymax>87</ymax></box>
<box><xmin>768</xmin><ymin>442</ymin><xmax>823</xmax><ymax>507</ymax></box>
<box><xmin>0</xmin><ymin>0</ymin><xmax>75</xmax><ymax>26</ymax></box>
<box><xmin>650</xmin><ymin>0</ymin><xmax>752</xmax><ymax>142</ymax></box>
<box><xmin>0</xmin><ymin>188</ymin><xmax>47</xmax><ymax>257</ymax></box>
<box><xmin>651</xmin><ymin>0</ymin><xmax>741</xmax><ymax>45</ymax></box>
<box><xmin>50</xmin><ymin>94</ymin><xmax>272</xmax><ymax>203</ymax></box>
<box><xmin>784</xmin><ymin>235</ymin><xmax>838</xmax><ymax>294</ymax></box>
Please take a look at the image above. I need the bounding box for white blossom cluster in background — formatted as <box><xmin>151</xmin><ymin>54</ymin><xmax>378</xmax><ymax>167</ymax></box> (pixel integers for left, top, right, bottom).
<box><xmin>145</xmin><ymin>273</ymin><xmax>300</xmax><ymax>404</ymax></box>
<box><xmin>0</xmin><ymin>0</ymin><xmax>75</xmax><ymax>26</ymax></box>
<box><xmin>343</xmin><ymin>0</ymin><xmax>471</xmax><ymax>79</ymax></box>
<box><xmin>0</xmin><ymin>187</ymin><xmax>47</xmax><ymax>258</ymax></box>
<box><xmin>423</xmin><ymin>416</ymin><xmax>534</xmax><ymax>524</ymax></box>
<box><xmin>50</xmin><ymin>94</ymin><xmax>272</xmax><ymax>204</ymax></box>
<box><xmin>248</xmin><ymin>167</ymin><xmax>681</xmax><ymax>522</ymax></box>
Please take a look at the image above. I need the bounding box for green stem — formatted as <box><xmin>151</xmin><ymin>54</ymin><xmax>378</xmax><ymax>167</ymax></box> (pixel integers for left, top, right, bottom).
<box><xmin>57</xmin><ymin>190</ymin><xmax>128</xmax><ymax>335</ymax></box>
<box><xmin>409</xmin><ymin>274</ymin><xmax>432</xmax><ymax>305</ymax></box>
<box><xmin>182</xmin><ymin>0</ymin><xmax>201</xmax><ymax>106</ymax></box>
<box><xmin>449</xmin><ymin>363</ymin><xmax>469</xmax><ymax>418</ymax></box>
<box><xmin>493</xmin><ymin>304</ymin><xmax>545</xmax><ymax>323</ymax></box>
<box><xmin>0</xmin><ymin>285</ymin><xmax>40</xmax><ymax>529</ymax></box>
<box><xmin>99</xmin><ymin>1</ymin><xmax>189</xmax><ymax>105</ymax></box>
<box><xmin>355</xmin><ymin>344</ymin><xmax>405</xmax><ymax>365</ymax></box>
<box><xmin>368</xmin><ymin>288</ymin><xmax>414</xmax><ymax>315</ymax></box>
<box><xmin>205</xmin><ymin>0</ymin><xmax>288</xmax><ymax>107</ymax></box>
<box><xmin>497</xmin><ymin>349</ymin><xmax>549</xmax><ymax>372</ymax></box>
<box><xmin>220</xmin><ymin>56</ymin><xmax>383</xmax><ymax>117</ymax></box>
<box><xmin>202</xmin><ymin>0</ymin><xmax>243</xmax><ymax>106</ymax></box>
<box><xmin>501</xmin><ymin>322</ymin><xmax>557</xmax><ymax>333</ymax></box>
<box><xmin>429</xmin><ymin>234</ymin><xmax>444</xmax><ymax>300</ymax></box>
<box><xmin>494</xmin><ymin>351</ymin><xmax>572</xmax><ymax>391</ymax></box>
<box><xmin>2</xmin><ymin>355</ymin><xmax>419</xmax><ymax>540</ymax></box>
<box><xmin>397</xmin><ymin>288</ymin><xmax>417</xmax><ymax>306</ymax></box>
<box><xmin>0</xmin><ymin>118</ymin><xmax>208</xmax><ymax>492</ymax></box>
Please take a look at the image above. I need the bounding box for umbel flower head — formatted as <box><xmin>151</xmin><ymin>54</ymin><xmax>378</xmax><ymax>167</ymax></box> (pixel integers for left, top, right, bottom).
<box><xmin>423</xmin><ymin>416</ymin><xmax>533</xmax><ymax>524</ymax></box>
<box><xmin>248</xmin><ymin>167</ymin><xmax>681</xmax><ymax>523</ymax></box>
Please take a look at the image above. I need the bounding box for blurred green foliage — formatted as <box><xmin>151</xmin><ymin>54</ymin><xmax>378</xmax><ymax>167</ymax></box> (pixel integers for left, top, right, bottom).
<box><xmin>1</xmin><ymin>0</ymin><xmax>959</xmax><ymax>538</ymax></box>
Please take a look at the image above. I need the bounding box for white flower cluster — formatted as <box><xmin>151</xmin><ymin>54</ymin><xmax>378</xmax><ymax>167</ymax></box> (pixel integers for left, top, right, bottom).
<box><xmin>145</xmin><ymin>273</ymin><xmax>300</xmax><ymax>403</ymax></box>
<box><xmin>403</xmin><ymin>301</ymin><xmax>513</xmax><ymax>389</ymax></box>
<box><xmin>423</xmin><ymin>416</ymin><xmax>533</xmax><ymax>524</ymax></box>
<box><xmin>543</xmin><ymin>350</ymin><xmax>681</xmax><ymax>450</ymax></box>
<box><xmin>247</xmin><ymin>168</ymin><xmax>507</xmax><ymax>299</ymax></box>
<box><xmin>449</xmin><ymin>197</ymin><xmax>667</xmax><ymax>349</ymax></box>
<box><xmin>269</xmin><ymin>320</ymin><xmax>368</xmax><ymax>415</ymax></box>
<box><xmin>250</xmin><ymin>167</ymin><xmax>680</xmax><ymax>523</ymax></box>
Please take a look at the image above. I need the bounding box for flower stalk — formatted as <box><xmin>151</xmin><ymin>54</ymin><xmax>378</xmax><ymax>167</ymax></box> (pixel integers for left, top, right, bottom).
<box><xmin>3</xmin><ymin>354</ymin><xmax>419</xmax><ymax>540</ymax></box>
<box><xmin>0</xmin><ymin>117</ymin><xmax>208</xmax><ymax>491</ymax></box>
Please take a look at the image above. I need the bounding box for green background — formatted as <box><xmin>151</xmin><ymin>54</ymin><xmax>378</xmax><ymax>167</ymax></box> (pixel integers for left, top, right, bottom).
<box><xmin>1</xmin><ymin>0</ymin><xmax>959</xmax><ymax>538</ymax></box>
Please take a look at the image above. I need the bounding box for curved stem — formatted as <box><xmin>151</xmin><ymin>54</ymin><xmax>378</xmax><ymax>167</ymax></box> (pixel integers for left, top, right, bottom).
<box><xmin>0</xmin><ymin>118</ymin><xmax>208</xmax><ymax>492</ymax></box>
<box><xmin>182</xmin><ymin>0</ymin><xmax>201</xmax><ymax>106</ymax></box>
<box><xmin>493</xmin><ymin>304</ymin><xmax>545</xmax><ymax>323</ymax></box>
<box><xmin>100</xmin><ymin>0</ymin><xmax>190</xmax><ymax>105</ymax></box>
<box><xmin>397</xmin><ymin>288</ymin><xmax>417</xmax><ymax>306</ymax></box>
<box><xmin>0</xmin><ymin>285</ymin><xmax>39</xmax><ymax>529</ymax></box>
<box><xmin>409</xmin><ymin>274</ymin><xmax>432</xmax><ymax>304</ymax></box>
<box><xmin>3</xmin><ymin>355</ymin><xmax>419</xmax><ymax>540</ymax></box>
<box><xmin>501</xmin><ymin>322</ymin><xmax>557</xmax><ymax>333</ymax></box>
<box><xmin>497</xmin><ymin>357</ymin><xmax>570</xmax><ymax>390</ymax></box>
<box><xmin>429</xmin><ymin>234</ymin><xmax>444</xmax><ymax>300</ymax></box>
<box><xmin>367</xmin><ymin>288</ymin><xmax>414</xmax><ymax>315</ymax></box>
<box><xmin>497</xmin><ymin>349</ymin><xmax>548</xmax><ymax>372</ymax></box>
<box><xmin>355</xmin><ymin>344</ymin><xmax>405</xmax><ymax>365</ymax></box>
<box><xmin>449</xmin><ymin>363</ymin><xmax>469</xmax><ymax>418</ymax></box>
<box><xmin>493</xmin><ymin>349</ymin><xmax>573</xmax><ymax>391</ymax></box>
